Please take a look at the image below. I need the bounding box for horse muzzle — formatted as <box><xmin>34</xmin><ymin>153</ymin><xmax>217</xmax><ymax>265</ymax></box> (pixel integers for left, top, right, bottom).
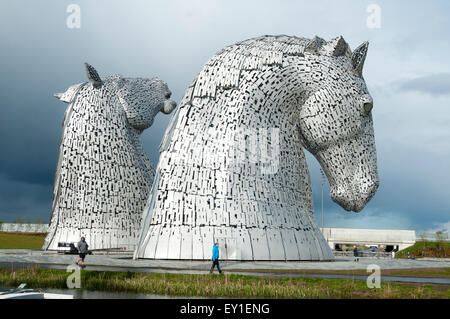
<box><xmin>330</xmin><ymin>177</ymin><xmax>379</xmax><ymax>212</ymax></box>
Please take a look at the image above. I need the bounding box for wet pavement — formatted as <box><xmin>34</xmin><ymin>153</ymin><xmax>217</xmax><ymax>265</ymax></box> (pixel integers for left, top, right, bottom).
<box><xmin>0</xmin><ymin>250</ymin><xmax>449</xmax><ymax>285</ymax></box>
<box><xmin>0</xmin><ymin>249</ymin><xmax>449</xmax><ymax>272</ymax></box>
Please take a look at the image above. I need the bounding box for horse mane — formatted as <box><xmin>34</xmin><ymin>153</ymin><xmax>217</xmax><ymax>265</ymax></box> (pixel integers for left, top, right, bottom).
<box><xmin>192</xmin><ymin>35</ymin><xmax>340</xmax><ymax>99</ymax></box>
<box><xmin>160</xmin><ymin>35</ymin><xmax>329</xmax><ymax>152</ymax></box>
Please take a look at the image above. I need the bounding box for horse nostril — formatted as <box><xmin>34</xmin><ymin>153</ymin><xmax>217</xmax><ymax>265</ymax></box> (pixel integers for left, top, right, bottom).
<box><xmin>363</xmin><ymin>102</ymin><xmax>373</xmax><ymax>114</ymax></box>
<box><xmin>165</xmin><ymin>92</ymin><xmax>172</xmax><ymax>99</ymax></box>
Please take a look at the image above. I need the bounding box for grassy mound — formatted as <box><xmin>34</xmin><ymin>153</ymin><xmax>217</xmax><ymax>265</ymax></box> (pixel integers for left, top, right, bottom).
<box><xmin>396</xmin><ymin>241</ymin><xmax>450</xmax><ymax>259</ymax></box>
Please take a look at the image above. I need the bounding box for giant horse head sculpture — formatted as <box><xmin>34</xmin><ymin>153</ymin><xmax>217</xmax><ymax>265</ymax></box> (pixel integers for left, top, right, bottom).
<box><xmin>43</xmin><ymin>63</ymin><xmax>176</xmax><ymax>251</ymax></box>
<box><xmin>135</xmin><ymin>35</ymin><xmax>379</xmax><ymax>261</ymax></box>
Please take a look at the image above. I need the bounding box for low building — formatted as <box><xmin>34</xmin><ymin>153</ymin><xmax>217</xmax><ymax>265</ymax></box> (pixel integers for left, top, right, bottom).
<box><xmin>321</xmin><ymin>227</ymin><xmax>416</xmax><ymax>251</ymax></box>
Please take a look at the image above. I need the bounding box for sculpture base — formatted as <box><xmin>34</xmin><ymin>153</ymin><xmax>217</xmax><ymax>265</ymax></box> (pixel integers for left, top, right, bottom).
<box><xmin>135</xmin><ymin>225</ymin><xmax>333</xmax><ymax>261</ymax></box>
<box><xmin>43</xmin><ymin>227</ymin><xmax>137</xmax><ymax>251</ymax></box>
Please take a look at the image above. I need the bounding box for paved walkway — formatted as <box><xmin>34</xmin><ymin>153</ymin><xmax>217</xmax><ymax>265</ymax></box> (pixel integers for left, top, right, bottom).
<box><xmin>1</xmin><ymin>249</ymin><xmax>449</xmax><ymax>272</ymax></box>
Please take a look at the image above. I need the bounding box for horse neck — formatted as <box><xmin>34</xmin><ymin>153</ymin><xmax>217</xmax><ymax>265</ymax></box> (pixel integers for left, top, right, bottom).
<box><xmin>226</xmin><ymin>64</ymin><xmax>312</xmax><ymax>130</ymax></box>
<box><xmin>201</xmin><ymin>67</ymin><xmax>313</xmax><ymax>191</ymax></box>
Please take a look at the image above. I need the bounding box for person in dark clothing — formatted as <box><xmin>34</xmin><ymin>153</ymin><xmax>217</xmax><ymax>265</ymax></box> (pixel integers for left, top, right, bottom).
<box><xmin>353</xmin><ymin>246</ymin><xmax>359</xmax><ymax>262</ymax></box>
<box><xmin>76</xmin><ymin>237</ymin><xmax>89</xmax><ymax>266</ymax></box>
<box><xmin>210</xmin><ymin>242</ymin><xmax>223</xmax><ymax>274</ymax></box>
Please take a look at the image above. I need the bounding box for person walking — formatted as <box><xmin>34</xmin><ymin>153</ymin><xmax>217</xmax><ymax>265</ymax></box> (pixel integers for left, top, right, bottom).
<box><xmin>210</xmin><ymin>242</ymin><xmax>223</xmax><ymax>274</ymax></box>
<box><xmin>353</xmin><ymin>246</ymin><xmax>359</xmax><ymax>262</ymax></box>
<box><xmin>76</xmin><ymin>237</ymin><xmax>89</xmax><ymax>267</ymax></box>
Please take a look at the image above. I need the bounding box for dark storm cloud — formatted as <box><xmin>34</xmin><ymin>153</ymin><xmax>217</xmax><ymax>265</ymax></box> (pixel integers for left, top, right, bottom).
<box><xmin>0</xmin><ymin>173</ymin><xmax>52</xmax><ymax>222</ymax></box>
<box><xmin>398</xmin><ymin>73</ymin><xmax>450</xmax><ymax>96</ymax></box>
<box><xmin>0</xmin><ymin>97</ymin><xmax>62</xmax><ymax>186</ymax></box>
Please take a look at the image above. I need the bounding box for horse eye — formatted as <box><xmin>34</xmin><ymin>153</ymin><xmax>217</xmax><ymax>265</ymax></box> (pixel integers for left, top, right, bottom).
<box><xmin>363</xmin><ymin>102</ymin><xmax>373</xmax><ymax>114</ymax></box>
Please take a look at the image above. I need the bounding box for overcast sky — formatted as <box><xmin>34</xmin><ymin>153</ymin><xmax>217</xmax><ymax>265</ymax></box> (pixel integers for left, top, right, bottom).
<box><xmin>0</xmin><ymin>1</ymin><xmax>449</xmax><ymax>234</ymax></box>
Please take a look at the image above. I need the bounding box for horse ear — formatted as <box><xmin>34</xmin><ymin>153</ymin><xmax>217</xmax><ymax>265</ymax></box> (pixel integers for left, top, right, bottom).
<box><xmin>352</xmin><ymin>42</ymin><xmax>369</xmax><ymax>77</ymax></box>
<box><xmin>321</xmin><ymin>36</ymin><xmax>351</xmax><ymax>57</ymax></box>
<box><xmin>54</xmin><ymin>93</ymin><xmax>63</xmax><ymax>100</ymax></box>
<box><xmin>85</xmin><ymin>62</ymin><xmax>102</xmax><ymax>88</ymax></box>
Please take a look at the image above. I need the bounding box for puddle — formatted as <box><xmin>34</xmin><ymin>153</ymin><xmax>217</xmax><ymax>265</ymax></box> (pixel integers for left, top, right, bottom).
<box><xmin>0</xmin><ymin>286</ymin><xmax>201</xmax><ymax>299</ymax></box>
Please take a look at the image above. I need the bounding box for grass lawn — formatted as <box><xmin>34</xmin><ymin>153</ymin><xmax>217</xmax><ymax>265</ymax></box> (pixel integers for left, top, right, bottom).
<box><xmin>0</xmin><ymin>267</ymin><xmax>448</xmax><ymax>299</ymax></box>
<box><xmin>0</xmin><ymin>232</ymin><xmax>46</xmax><ymax>249</ymax></box>
<box><xmin>227</xmin><ymin>267</ymin><xmax>450</xmax><ymax>278</ymax></box>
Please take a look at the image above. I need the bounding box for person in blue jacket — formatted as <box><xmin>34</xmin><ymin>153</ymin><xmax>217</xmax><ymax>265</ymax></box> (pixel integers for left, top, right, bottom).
<box><xmin>210</xmin><ymin>242</ymin><xmax>223</xmax><ymax>274</ymax></box>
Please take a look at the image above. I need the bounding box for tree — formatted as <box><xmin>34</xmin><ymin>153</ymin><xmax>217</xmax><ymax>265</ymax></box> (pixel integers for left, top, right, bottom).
<box><xmin>435</xmin><ymin>231</ymin><xmax>445</xmax><ymax>257</ymax></box>
<box><xmin>418</xmin><ymin>233</ymin><xmax>427</xmax><ymax>256</ymax></box>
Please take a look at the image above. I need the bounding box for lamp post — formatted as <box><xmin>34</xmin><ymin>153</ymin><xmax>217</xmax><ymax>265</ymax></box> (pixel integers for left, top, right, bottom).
<box><xmin>320</xmin><ymin>168</ymin><xmax>325</xmax><ymax>232</ymax></box>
